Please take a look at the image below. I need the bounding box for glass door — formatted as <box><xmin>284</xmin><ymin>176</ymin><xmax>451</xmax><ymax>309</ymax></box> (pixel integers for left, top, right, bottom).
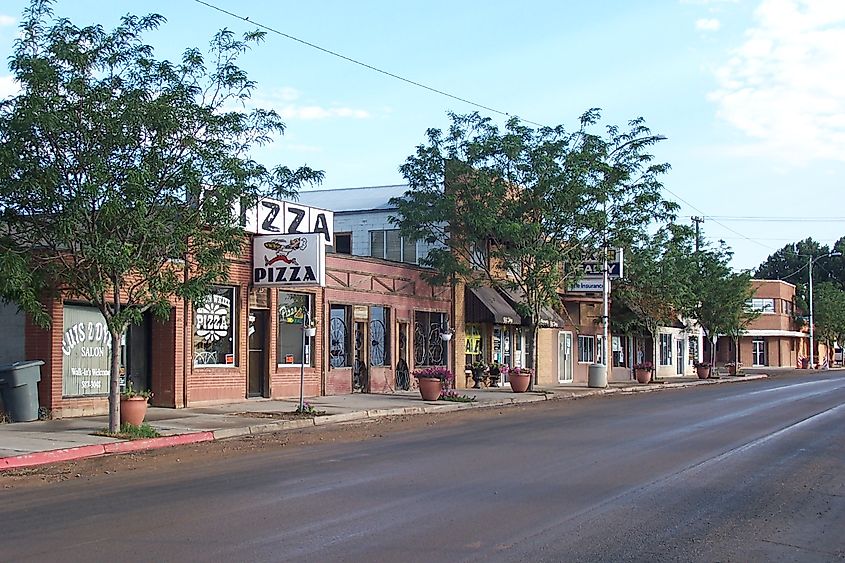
<box><xmin>753</xmin><ymin>339</ymin><xmax>767</xmax><ymax>366</ymax></box>
<box><xmin>676</xmin><ymin>338</ymin><xmax>685</xmax><ymax>375</ymax></box>
<box><xmin>558</xmin><ymin>331</ymin><xmax>573</xmax><ymax>383</ymax></box>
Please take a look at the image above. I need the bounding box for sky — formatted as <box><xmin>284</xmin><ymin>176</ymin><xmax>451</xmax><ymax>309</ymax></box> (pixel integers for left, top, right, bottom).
<box><xmin>1</xmin><ymin>0</ymin><xmax>843</xmax><ymax>271</ymax></box>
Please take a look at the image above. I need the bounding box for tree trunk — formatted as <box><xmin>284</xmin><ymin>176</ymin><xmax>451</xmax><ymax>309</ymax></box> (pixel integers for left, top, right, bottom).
<box><xmin>109</xmin><ymin>328</ymin><xmax>121</xmax><ymax>433</ymax></box>
<box><xmin>528</xmin><ymin>322</ymin><xmax>539</xmax><ymax>391</ymax></box>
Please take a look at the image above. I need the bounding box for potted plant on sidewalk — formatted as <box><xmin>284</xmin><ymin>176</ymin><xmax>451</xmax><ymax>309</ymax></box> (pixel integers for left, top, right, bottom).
<box><xmin>120</xmin><ymin>382</ymin><xmax>153</xmax><ymax>426</ymax></box>
<box><xmin>725</xmin><ymin>362</ymin><xmax>741</xmax><ymax>376</ymax></box>
<box><xmin>694</xmin><ymin>361</ymin><xmax>711</xmax><ymax>379</ymax></box>
<box><xmin>633</xmin><ymin>361</ymin><xmax>654</xmax><ymax>384</ymax></box>
<box><xmin>508</xmin><ymin>367</ymin><xmax>532</xmax><ymax>393</ymax></box>
<box><xmin>470</xmin><ymin>360</ymin><xmax>487</xmax><ymax>388</ymax></box>
<box><xmin>413</xmin><ymin>367</ymin><xmax>453</xmax><ymax>401</ymax></box>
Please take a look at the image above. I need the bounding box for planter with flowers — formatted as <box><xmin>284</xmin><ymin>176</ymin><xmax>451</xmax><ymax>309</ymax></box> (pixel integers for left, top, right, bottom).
<box><xmin>725</xmin><ymin>362</ymin><xmax>741</xmax><ymax>376</ymax></box>
<box><xmin>413</xmin><ymin>367</ymin><xmax>454</xmax><ymax>401</ymax></box>
<box><xmin>633</xmin><ymin>362</ymin><xmax>654</xmax><ymax>384</ymax></box>
<box><xmin>470</xmin><ymin>361</ymin><xmax>487</xmax><ymax>388</ymax></box>
<box><xmin>488</xmin><ymin>362</ymin><xmax>507</xmax><ymax>387</ymax></box>
<box><xmin>120</xmin><ymin>382</ymin><xmax>153</xmax><ymax>426</ymax></box>
<box><xmin>694</xmin><ymin>361</ymin><xmax>711</xmax><ymax>379</ymax></box>
<box><xmin>508</xmin><ymin>367</ymin><xmax>532</xmax><ymax>393</ymax></box>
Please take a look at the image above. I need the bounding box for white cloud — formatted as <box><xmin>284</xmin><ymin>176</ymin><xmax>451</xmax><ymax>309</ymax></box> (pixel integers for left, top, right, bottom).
<box><xmin>708</xmin><ymin>0</ymin><xmax>845</xmax><ymax>164</ymax></box>
<box><xmin>0</xmin><ymin>14</ymin><xmax>15</xmax><ymax>27</ymax></box>
<box><xmin>249</xmin><ymin>88</ymin><xmax>372</xmax><ymax>121</ymax></box>
<box><xmin>696</xmin><ymin>18</ymin><xmax>722</xmax><ymax>31</ymax></box>
<box><xmin>0</xmin><ymin>75</ymin><xmax>20</xmax><ymax>100</ymax></box>
<box><xmin>276</xmin><ymin>105</ymin><xmax>371</xmax><ymax>120</ymax></box>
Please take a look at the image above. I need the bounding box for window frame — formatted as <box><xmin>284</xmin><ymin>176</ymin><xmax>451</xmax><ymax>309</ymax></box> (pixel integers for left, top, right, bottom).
<box><xmin>276</xmin><ymin>291</ymin><xmax>314</xmax><ymax>368</ymax></box>
<box><xmin>193</xmin><ymin>285</ymin><xmax>239</xmax><ymax>368</ymax></box>
<box><xmin>369</xmin><ymin>228</ymin><xmax>418</xmax><ymax>264</ymax></box>
<box><xmin>659</xmin><ymin>333</ymin><xmax>672</xmax><ymax>366</ymax></box>
<box><xmin>578</xmin><ymin>335</ymin><xmax>595</xmax><ymax>364</ymax></box>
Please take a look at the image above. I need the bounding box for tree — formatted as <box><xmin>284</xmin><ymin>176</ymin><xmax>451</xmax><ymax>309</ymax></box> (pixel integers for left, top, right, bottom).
<box><xmin>392</xmin><ymin>111</ymin><xmax>676</xmax><ymax>385</ymax></box>
<box><xmin>0</xmin><ymin>1</ymin><xmax>323</xmax><ymax>431</ymax></box>
<box><xmin>612</xmin><ymin>224</ymin><xmax>697</xmax><ymax>367</ymax></box>
<box><xmin>753</xmin><ymin>237</ymin><xmax>844</xmax><ymax>314</ymax></box>
<box><xmin>690</xmin><ymin>242</ymin><xmax>756</xmax><ymax>366</ymax></box>
<box><xmin>812</xmin><ymin>282</ymin><xmax>845</xmax><ymax>363</ymax></box>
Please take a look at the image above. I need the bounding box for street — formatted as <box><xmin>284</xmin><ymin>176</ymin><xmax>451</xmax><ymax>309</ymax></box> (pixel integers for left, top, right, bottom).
<box><xmin>2</xmin><ymin>371</ymin><xmax>844</xmax><ymax>562</ymax></box>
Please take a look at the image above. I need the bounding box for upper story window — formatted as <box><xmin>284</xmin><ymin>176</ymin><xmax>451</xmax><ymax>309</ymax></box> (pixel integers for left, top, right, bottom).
<box><xmin>328</xmin><ymin>233</ymin><xmax>352</xmax><ymax>255</ymax></box>
<box><xmin>746</xmin><ymin>298</ymin><xmax>775</xmax><ymax>313</ymax></box>
<box><xmin>370</xmin><ymin>229</ymin><xmax>417</xmax><ymax>264</ymax></box>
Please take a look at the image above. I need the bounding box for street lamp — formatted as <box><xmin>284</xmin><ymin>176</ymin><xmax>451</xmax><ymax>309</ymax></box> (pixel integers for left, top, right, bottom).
<box><xmin>298</xmin><ymin>295</ymin><xmax>316</xmax><ymax>412</ymax></box>
<box><xmin>808</xmin><ymin>251</ymin><xmax>841</xmax><ymax>369</ymax></box>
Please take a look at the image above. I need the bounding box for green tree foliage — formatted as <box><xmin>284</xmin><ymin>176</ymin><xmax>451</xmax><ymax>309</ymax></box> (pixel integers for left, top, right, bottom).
<box><xmin>812</xmin><ymin>282</ymin><xmax>845</xmax><ymax>357</ymax></box>
<box><xmin>392</xmin><ymin>111</ymin><xmax>677</xmax><ymax>383</ymax></box>
<box><xmin>612</xmin><ymin>224</ymin><xmax>697</xmax><ymax>340</ymax></box>
<box><xmin>0</xmin><ymin>1</ymin><xmax>323</xmax><ymax>431</ymax></box>
<box><xmin>691</xmin><ymin>241</ymin><xmax>756</xmax><ymax>365</ymax></box>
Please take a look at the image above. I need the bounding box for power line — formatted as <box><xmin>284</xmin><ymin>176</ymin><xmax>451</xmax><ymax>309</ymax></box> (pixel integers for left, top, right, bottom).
<box><xmin>190</xmin><ymin>0</ymin><xmax>545</xmax><ymax>128</ymax></box>
<box><xmin>190</xmin><ymin>0</ymin><xmax>788</xmax><ymax>255</ymax></box>
<box><xmin>660</xmin><ymin>185</ymin><xmax>776</xmax><ymax>251</ymax></box>
<box><xmin>706</xmin><ymin>216</ymin><xmax>845</xmax><ymax>223</ymax></box>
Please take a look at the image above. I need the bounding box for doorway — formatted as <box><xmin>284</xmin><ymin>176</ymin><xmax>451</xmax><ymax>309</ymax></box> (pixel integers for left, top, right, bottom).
<box><xmin>676</xmin><ymin>338</ymin><xmax>685</xmax><ymax>375</ymax></box>
<box><xmin>558</xmin><ymin>331</ymin><xmax>573</xmax><ymax>383</ymax></box>
<box><xmin>396</xmin><ymin>322</ymin><xmax>410</xmax><ymax>390</ymax></box>
<box><xmin>248</xmin><ymin>310</ymin><xmax>268</xmax><ymax>397</ymax></box>
<box><xmin>753</xmin><ymin>338</ymin><xmax>767</xmax><ymax>366</ymax></box>
<box><xmin>353</xmin><ymin>321</ymin><xmax>369</xmax><ymax>392</ymax></box>
<box><xmin>121</xmin><ymin>313</ymin><xmax>151</xmax><ymax>393</ymax></box>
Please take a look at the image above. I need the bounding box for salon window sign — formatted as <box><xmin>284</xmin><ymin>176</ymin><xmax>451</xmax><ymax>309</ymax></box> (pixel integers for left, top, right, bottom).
<box><xmin>62</xmin><ymin>305</ymin><xmax>113</xmax><ymax>397</ymax></box>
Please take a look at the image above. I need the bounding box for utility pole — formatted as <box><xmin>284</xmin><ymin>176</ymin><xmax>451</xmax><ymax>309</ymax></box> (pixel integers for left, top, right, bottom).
<box><xmin>691</xmin><ymin>216</ymin><xmax>704</xmax><ymax>253</ymax></box>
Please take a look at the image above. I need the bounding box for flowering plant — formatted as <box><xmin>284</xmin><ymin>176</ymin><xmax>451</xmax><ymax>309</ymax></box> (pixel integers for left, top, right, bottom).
<box><xmin>413</xmin><ymin>367</ymin><xmax>454</xmax><ymax>383</ymax></box>
<box><xmin>120</xmin><ymin>381</ymin><xmax>153</xmax><ymax>400</ymax></box>
<box><xmin>725</xmin><ymin>362</ymin><xmax>741</xmax><ymax>368</ymax></box>
<box><xmin>470</xmin><ymin>360</ymin><xmax>487</xmax><ymax>372</ymax></box>
<box><xmin>489</xmin><ymin>362</ymin><xmax>509</xmax><ymax>377</ymax></box>
<box><xmin>510</xmin><ymin>366</ymin><xmax>533</xmax><ymax>377</ymax></box>
<box><xmin>694</xmin><ymin>361</ymin><xmax>711</xmax><ymax>369</ymax></box>
<box><xmin>633</xmin><ymin>361</ymin><xmax>653</xmax><ymax>371</ymax></box>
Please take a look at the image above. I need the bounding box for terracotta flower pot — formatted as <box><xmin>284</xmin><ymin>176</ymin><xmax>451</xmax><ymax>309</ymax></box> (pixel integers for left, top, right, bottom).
<box><xmin>728</xmin><ymin>365</ymin><xmax>737</xmax><ymax>376</ymax></box>
<box><xmin>120</xmin><ymin>397</ymin><xmax>148</xmax><ymax>426</ymax></box>
<box><xmin>696</xmin><ymin>366</ymin><xmax>711</xmax><ymax>379</ymax></box>
<box><xmin>417</xmin><ymin>377</ymin><xmax>442</xmax><ymax>401</ymax></box>
<box><xmin>509</xmin><ymin>373</ymin><xmax>531</xmax><ymax>393</ymax></box>
<box><xmin>635</xmin><ymin>368</ymin><xmax>652</xmax><ymax>384</ymax></box>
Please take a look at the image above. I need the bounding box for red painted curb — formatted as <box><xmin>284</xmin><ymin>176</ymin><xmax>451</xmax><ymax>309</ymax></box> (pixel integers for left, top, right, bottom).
<box><xmin>0</xmin><ymin>432</ymin><xmax>217</xmax><ymax>471</ymax></box>
<box><xmin>0</xmin><ymin>444</ymin><xmax>107</xmax><ymax>470</ymax></box>
<box><xmin>103</xmin><ymin>432</ymin><xmax>215</xmax><ymax>454</ymax></box>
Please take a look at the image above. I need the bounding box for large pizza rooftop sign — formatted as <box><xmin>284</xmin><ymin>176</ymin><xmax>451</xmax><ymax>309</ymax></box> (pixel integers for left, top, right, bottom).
<box><xmin>244</xmin><ymin>198</ymin><xmax>334</xmax><ymax>245</ymax></box>
<box><xmin>244</xmin><ymin>198</ymin><xmax>333</xmax><ymax>288</ymax></box>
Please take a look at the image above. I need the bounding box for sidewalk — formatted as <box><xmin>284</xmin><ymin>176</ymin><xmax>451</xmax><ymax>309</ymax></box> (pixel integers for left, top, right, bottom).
<box><xmin>0</xmin><ymin>374</ymin><xmax>767</xmax><ymax>470</ymax></box>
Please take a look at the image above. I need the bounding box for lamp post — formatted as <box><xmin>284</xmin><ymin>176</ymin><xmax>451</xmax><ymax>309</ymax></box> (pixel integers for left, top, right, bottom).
<box><xmin>299</xmin><ymin>294</ymin><xmax>316</xmax><ymax>411</ymax></box>
<box><xmin>808</xmin><ymin>251</ymin><xmax>841</xmax><ymax>369</ymax></box>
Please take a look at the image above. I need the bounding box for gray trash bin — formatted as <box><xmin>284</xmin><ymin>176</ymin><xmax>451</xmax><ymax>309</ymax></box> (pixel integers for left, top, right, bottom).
<box><xmin>587</xmin><ymin>363</ymin><xmax>607</xmax><ymax>388</ymax></box>
<box><xmin>0</xmin><ymin>360</ymin><xmax>44</xmax><ymax>422</ymax></box>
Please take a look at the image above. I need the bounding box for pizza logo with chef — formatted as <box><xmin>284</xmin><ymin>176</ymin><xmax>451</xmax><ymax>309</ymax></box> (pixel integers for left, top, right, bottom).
<box><xmin>263</xmin><ymin>237</ymin><xmax>308</xmax><ymax>266</ymax></box>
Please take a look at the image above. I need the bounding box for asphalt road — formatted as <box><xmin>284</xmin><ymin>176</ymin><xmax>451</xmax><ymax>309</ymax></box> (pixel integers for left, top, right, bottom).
<box><xmin>3</xmin><ymin>372</ymin><xmax>844</xmax><ymax>562</ymax></box>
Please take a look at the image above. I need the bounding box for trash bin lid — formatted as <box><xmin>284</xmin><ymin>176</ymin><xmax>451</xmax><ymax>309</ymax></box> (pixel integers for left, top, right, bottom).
<box><xmin>0</xmin><ymin>360</ymin><xmax>45</xmax><ymax>372</ymax></box>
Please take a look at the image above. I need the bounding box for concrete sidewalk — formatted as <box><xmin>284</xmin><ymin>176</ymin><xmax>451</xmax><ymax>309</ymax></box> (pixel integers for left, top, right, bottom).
<box><xmin>0</xmin><ymin>374</ymin><xmax>767</xmax><ymax>470</ymax></box>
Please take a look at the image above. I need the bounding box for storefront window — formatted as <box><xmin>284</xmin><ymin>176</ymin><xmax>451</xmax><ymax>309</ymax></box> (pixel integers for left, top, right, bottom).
<box><xmin>414</xmin><ymin>310</ymin><xmax>447</xmax><ymax>366</ymax></box>
<box><xmin>62</xmin><ymin>305</ymin><xmax>112</xmax><ymax>397</ymax></box>
<box><xmin>329</xmin><ymin>304</ymin><xmax>351</xmax><ymax>368</ymax></box>
<box><xmin>193</xmin><ymin>286</ymin><xmax>237</xmax><ymax>367</ymax></box>
<box><xmin>369</xmin><ymin>306</ymin><xmax>390</xmax><ymax>366</ymax></box>
<box><xmin>465</xmin><ymin>324</ymin><xmax>483</xmax><ymax>366</ymax></box>
<box><xmin>278</xmin><ymin>291</ymin><xmax>313</xmax><ymax>366</ymax></box>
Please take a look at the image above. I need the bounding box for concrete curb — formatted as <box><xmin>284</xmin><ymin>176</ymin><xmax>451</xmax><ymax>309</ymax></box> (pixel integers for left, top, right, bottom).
<box><xmin>0</xmin><ymin>431</ymin><xmax>215</xmax><ymax>470</ymax></box>
<box><xmin>0</xmin><ymin>374</ymin><xmax>768</xmax><ymax>471</ymax></box>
